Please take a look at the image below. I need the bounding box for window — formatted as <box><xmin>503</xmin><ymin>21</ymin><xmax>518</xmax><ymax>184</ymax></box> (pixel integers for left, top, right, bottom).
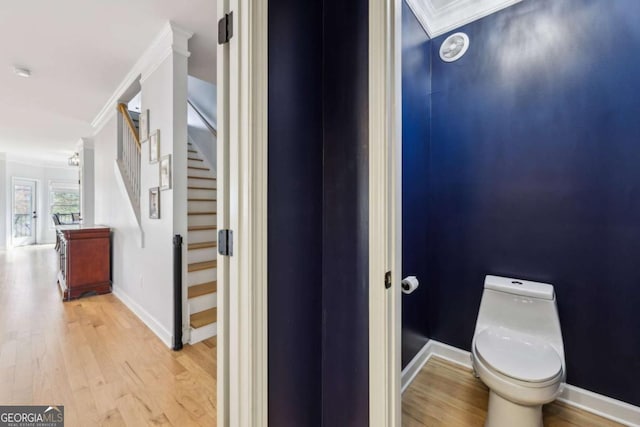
<box><xmin>49</xmin><ymin>181</ymin><xmax>80</xmax><ymax>226</ymax></box>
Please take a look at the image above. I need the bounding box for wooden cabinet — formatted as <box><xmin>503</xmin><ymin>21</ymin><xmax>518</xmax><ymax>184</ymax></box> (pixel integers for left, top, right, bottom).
<box><xmin>56</xmin><ymin>225</ymin><xmax>111</xmax><ymax>301</ymax></box>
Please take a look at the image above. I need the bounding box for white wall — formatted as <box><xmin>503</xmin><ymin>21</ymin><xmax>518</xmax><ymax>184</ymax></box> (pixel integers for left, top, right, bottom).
<box><xmin>4</xmin><ymin>160</ymin><xmax>78</xmax><ymax>247</ymax></box>
<box><xmin>187</xmin><ymin>76</ymin><xmax>217</xmax><ymax>170</ymax></box>
<box><xmin>93</xmin><ymin>43</ymin><xmax>189</xmax><ymax>347</ymax></box>
<box><xmin>78</xmin><ymin>138</ymin><xmax>95</xmax><ymax>225</ymax></box>
<box><xmin>0</xmin><ymin>154</ymin><xmax>6</xmax><ymax>248</ymax></box>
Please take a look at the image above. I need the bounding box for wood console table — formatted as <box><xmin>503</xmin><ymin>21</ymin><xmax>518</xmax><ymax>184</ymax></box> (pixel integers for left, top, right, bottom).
<box><xmin>56</xmin><ymin>225</ymin><xmax>111</xmax><ymax>301</ymax></box>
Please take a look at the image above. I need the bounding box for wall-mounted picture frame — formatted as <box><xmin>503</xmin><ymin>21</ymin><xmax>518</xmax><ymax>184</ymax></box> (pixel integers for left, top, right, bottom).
<box><xmin>139</xmin><ymin>109</ymin><xmax>149</xmax><ymax>141</ymax></box>
<box><xmin>149</xmin><ymin>187</ymin><xmax>160</xmax><ymax>219</ymax></box>
<box><xmin>149</xmin><ymin>129</ymin><xmax>160</xmax><ymax>164</ymax></box>
<box><xmin>159</xmin><ymin>155</ymin><xmax>172</xmax><ymax>190</ymax></box>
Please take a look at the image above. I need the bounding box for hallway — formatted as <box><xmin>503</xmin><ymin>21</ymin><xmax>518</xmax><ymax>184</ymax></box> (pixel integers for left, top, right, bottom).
<box><xmin>0</xmin><ymin>245</ymin><xmax>216</xmax><ymax>426</ymax></box>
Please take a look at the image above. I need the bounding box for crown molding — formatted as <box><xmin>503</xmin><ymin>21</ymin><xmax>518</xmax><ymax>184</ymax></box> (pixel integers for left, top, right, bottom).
<box><xmin>405</xmin><ymin>0</ymin><xmax>522</xmax><ymax>38</ymax></box>
<box><xmin>90</xmin><ymin>21</ymin><xmax>193</xmax><ymax>134</ymax></box>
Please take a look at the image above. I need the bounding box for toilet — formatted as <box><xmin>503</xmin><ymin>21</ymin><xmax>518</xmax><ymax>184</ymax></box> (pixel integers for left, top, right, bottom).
<box><xmin>471</xmin><ymin>275</ymin><xmax>565</xmax><ymax>427</ymax></box>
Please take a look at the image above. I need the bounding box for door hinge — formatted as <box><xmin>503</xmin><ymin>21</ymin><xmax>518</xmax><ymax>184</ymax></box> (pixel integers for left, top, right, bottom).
<box><xmin>218</xmin><ymin>12</ymin><xmax>233</xmax><ymax>45</ymax></box>
<box><xmin>385</xmin><ymin>271</ymin><xmax>392</xmax><ymax>289</ymax></box>
<box><xmin>218</xmin><ymin>229</ymin><xmax>233</xmax><ymax>256</ymax></box>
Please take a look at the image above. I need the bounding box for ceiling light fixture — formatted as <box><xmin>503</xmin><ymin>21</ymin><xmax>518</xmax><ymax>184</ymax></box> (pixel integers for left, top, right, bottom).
<box><xmin>13</xmin><ymin>66</ymin><xmax>31</xmax><ymax>78</ymax></box>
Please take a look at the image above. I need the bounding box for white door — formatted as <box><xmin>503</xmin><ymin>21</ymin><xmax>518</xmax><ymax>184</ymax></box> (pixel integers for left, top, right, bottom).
<box><xmin>12</xmin><ymin>179</ymin><xmax>37</xmax><ymax>246</ymax></box>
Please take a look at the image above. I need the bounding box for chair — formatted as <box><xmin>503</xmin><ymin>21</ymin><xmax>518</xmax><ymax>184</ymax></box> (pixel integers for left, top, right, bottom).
<box><xmin>52</xmin><ymin>214</ymin><xmax>61</xmax><ymax>251</ymax></box>
<box><xmin>71</xmin><ymin>213</ymin><xmax>81</xmax><ymax>222</ymax></box>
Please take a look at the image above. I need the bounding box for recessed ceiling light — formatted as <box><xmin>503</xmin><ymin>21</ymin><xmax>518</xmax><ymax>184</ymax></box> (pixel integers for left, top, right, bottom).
<box><xmin>13</xmin><ymin>66</ymin><xmax>31</xmax><ymax>78</ymax></box>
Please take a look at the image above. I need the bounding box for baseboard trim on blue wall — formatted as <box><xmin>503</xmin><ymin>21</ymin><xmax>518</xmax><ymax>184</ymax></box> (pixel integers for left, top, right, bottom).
<box><xmin>402</xmin><ymin>340</ymin><xmax>640</xmax><ymax>426</ymax></box>
<box><xmin>401</xmin><ymin>340</ymin><xmax>432</xmax><ymax>393</ymax></box>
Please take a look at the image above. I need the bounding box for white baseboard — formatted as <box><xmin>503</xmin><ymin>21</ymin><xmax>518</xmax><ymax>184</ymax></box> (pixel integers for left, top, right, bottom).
<box><xmin>402</xmin><ymin>339</ymin><xmax>640</xmax><ymax>427</ymax></box>
<box><xmin>112</xmin><ymin>287</ymin><xmax>173</xmax><ymax>348</ymax></box>
<box><xmin>401</xmin><ymin>341</ymin><xmax>433</xmax><ymax>393</ymax></box>
<box><xmin>558</xmin><ymin>385</ymin><xmax>640</xmax><ymax>426</ymax></box>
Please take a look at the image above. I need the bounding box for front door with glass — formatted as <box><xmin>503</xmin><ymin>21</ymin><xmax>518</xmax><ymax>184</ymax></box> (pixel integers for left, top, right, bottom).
<box><xmin>12</xmin><ymin>179</ymin><xmax>37</xmax><ymax>246</ymax></box>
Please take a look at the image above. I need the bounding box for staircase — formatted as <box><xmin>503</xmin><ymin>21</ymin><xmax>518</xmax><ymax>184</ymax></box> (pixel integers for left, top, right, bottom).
<box><xmin>186</xmin><ymin>142</ymin><xmax>218</xmax><ymax>343</ymax></box>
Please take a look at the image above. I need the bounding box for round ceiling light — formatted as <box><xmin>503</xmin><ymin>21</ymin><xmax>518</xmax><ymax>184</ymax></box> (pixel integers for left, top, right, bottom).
<box><xmin>439</xmin><ymin>32</ymin><xmax>470</xmax><ymax>63</ymax></box>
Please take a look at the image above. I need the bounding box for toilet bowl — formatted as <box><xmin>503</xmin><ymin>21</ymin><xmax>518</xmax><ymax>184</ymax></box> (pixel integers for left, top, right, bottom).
<box><xmin>472</xmin><ymin>276</ymin><xmax>565</xmax><ymax>427</ymax></box>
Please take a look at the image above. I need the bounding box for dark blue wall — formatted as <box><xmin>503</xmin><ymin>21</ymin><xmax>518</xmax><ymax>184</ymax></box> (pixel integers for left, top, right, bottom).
<box><xmin>426</xmin><ymin>0</ymin><xmax>640</xmax><ymax>406</ymax></box>
<box><xmin>268</xmin><ymin>0</ymin><xmax>323</xmax><ymax>425</ymax></box>
<box><xmin>401</xmin><ymin>1</ymin><xmax>432</xmax><ymax>368</ymax></box>
<box><xmin>322</xmin><ymin>0</ymin><xmax>370</xmax><ymax>424</ymax></box>
<box><xmin>269</xmin><ymin>0</ymin><xmax>370</xmax><ymax>424</ymax></box>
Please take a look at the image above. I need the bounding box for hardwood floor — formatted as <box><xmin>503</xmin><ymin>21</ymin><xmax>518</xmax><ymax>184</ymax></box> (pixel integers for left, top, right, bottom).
<box><xmin>0</xmin><ymin>245</ymin><xmax>216</xmax><ymax>426</ymax></box>
<box><xmin>402</xmin><ymin>357</ymin><xmax>624</xmax><ymax>427</ymax></box>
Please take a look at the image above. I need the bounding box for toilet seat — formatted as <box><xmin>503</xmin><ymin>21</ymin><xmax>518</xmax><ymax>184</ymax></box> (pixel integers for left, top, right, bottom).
<box><xmin>474</xmin><ymin>327</ymin><xmax>562</xmax><ymax>385</ymax></box>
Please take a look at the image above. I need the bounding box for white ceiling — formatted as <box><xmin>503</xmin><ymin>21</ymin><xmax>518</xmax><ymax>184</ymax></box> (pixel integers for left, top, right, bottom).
<box><xmin>0</xmin><ymin>0</ymin><xmax>216</xmax><ymax>165</ymax></box>
<box><xmin>406</xmin><ymin>0</ymin><xmax>522</xmax><ymax>38</ymax></box>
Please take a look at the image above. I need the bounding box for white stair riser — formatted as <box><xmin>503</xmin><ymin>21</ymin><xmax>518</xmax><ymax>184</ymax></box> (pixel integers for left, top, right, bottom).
<box><xmin>188</xmin><ymin>200</ymin><xmax>217</xmax><ymax>211</ymax></box>
<box><xmin>188</xmin><ymin>268</ymin><xmax>217</xmax><ymax>286</ymax></box>
<box><xmin>187</xmin><ymin>168</ymin><xmax>213</xmax><ymax>178</ymax></box>
<box><xmin>188</xmin><ymin>188</ymin><xmax>217</xmax><ymax>199</ymax></box>
<box><xmin>188</xmin><ymin>159</ymin><xmax>204</xmax><ymax>167</ymax></box>
<box><xmin>188</xmin><ymin>177</ymin><xmax>217</xmax><ymax>188</ymax></box>
<box><xmin>188</xmin><ymin>292</ymin><xmax>217</xmax><ymax>314</ymax></box>
<box><xmin>188</xmin><ymin>229</ymin><xmax>217</xmax><ymax>244</ymax></box>
<box><xmin>188</xmin><ymin>247</ymin><xmax>218</xmax><ymax>264</ymax></box>
<box><xmin>188</xmin><ymin>214</ymin><xmax>217</xmax><ymax>227</ymax></box>
<box><xmin>189</xmin><ymin>322</ymin><xmax>217</xmax><ymax>344</ymax></box>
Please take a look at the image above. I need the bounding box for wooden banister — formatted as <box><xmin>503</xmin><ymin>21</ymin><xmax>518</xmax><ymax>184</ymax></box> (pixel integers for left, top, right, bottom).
<box><xmin>117</xmin><ymin>103</ymin><xmax>141</xmax><ymax>151</ymax></box>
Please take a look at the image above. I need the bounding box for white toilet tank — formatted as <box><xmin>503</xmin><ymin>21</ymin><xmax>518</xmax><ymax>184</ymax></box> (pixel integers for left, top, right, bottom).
<box><xmin>474</xmin><ymin>275</ymin><xmax>565</xmax><ymax>366</ymax></box>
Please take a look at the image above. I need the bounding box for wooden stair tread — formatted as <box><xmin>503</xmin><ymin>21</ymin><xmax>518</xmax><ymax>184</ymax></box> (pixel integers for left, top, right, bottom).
<box><xmin>188</xmin><ymin>186</ymin><xmax>216</xmax><ymax>190</ymax></box>
<box><xmin>188</xmin><ymin>157</ymin><xmax>204</xmax><ymax>162</ymax></box>
<box><xmin>188</xmin><ymin>211</ymin><xmax>217</xmax><ymax>215</ymax></box>
<box><xmin>188</xmin><ymin>198</ymin><xmax>217</xmax><ymax>202</ymax></box>
<box><xmin>188</xmin><ymin>225</ymin><xmax>217</xmax><ymax>231</ymax></box>
<box><xmin>188</xmin><ymin>149</ymin><xmax>198</xmax><ymax>153</ymax></box>
<box><xmin>188</xmin><ymin>166</ymin><xmax>210</xmax><ymax>171</ymax></box>
<box><xmin>188</xmin><ymin>241</ymin><xmax>217</xmax><ymax>250</ymax></box>
<box><xmin>188</xmin><ymin>281</ymin><xmax>217</xmax><ymax>298</ymax></box>
<box><xmin>188</xmin><ymin>260</ymin><xmax>217</xmax><ymax>272</ymax></box>
<box><xmin>188</xmin><ymin>176</ymin><xmax>217</xmax><ymax>180</ymax></box>
<box><xmin>190</xmin><ymin>308</ymin><xmax>217</xmax><ymax>329</ymax></box>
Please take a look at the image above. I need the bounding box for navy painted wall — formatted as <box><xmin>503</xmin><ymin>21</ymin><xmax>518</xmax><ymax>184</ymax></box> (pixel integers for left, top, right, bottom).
<box><xmin>268</xmin><ymin>0</ymin><xmax>370</xmax><ymax>424</ymax></box>
<box><xmin>268</xmin><ymin>0</ymin><xmax>323</xmax><ymax>424</ymax></box>
<box><xmin>322</xmin><ymin>0</ymin><xmax>370</xmax><ymax>424</ymax></box>
<box><xmin>426</xmin><ymin>0</ymin><xmax>640</xmax><ymax>406</ymax></box>
<box><xmin>401</xmin><ymin>0</ymin><xmax>432</xmax><ymax>368</ymax></box>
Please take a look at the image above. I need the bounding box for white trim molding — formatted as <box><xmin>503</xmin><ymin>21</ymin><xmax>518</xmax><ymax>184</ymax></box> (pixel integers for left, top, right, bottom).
<box><xmin>217</xmin><ymin>0</ymin><xmax>268</xmax><ymax>426</ymax></box>
<box><xmin>404</xmin><ymin>0</ymin><xmax>522</xmax><ymax>38</ymax></box>
<box><xmin>112</xmin><ymin>287</ymin><xmax>172</xmax><ymax>348</ymax></box>
<box><xmin>91</xmin><ymin>22</ymin><xmax>193</xmax><ymax>134</ymax></box>
<box><xmin>369</xmin><ymin>0</ymin><xmax>403</xmax><ymax>425</ymax></box>
<box><xmin>402</xmin><ymin>340</ymin><xmax>640</xmax><ymax>426</ymax></box>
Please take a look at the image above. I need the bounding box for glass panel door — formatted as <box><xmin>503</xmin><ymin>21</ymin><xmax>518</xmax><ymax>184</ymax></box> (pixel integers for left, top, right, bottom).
<box><xmin>13</xmin><ymin>179</ymin><xmax>37</xmax><ymax>246</ymax></box>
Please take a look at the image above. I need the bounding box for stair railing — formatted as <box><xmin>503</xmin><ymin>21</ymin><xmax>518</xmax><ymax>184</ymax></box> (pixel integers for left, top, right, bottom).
<box><xmin>187</xmin><ymin>99</ymin><xmax>217</xmax><ymax>137</ymax></box>
<box><xmin>117</xmin><ymin>103</ymin><xmax>141</xmax><ymax>217</ymax></box>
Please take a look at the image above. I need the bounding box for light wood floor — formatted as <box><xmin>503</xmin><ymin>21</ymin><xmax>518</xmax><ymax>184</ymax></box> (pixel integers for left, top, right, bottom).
<box><xmin>0</xmin><ymin>245</ymin><xmax>216</xmax><ymax>426</ymax></box>
<box><xmin>402</xmin><ymin>357</ymin><xmax>624</xmax><ymax>427</ymax></box>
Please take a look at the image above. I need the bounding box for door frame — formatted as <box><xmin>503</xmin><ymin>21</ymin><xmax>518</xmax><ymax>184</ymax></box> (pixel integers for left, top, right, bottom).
<box><xmin>11</xmin><ymin>177</ymin><xmax>39</xmax><ymax>247</ymax></box>
<box><xmin>369</xmin><ymin>0</ymin><xmax>403</xmax><ymax>425</ymax></box>
<box><xmin>217</xmin><ymin>0</ymin><xmax>268</xmax><ymax>425</ymax></box>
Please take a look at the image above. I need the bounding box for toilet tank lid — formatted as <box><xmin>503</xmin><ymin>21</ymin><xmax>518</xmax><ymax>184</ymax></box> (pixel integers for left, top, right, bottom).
<box><xmin>484</xmin><ymin>275</ymin><xmax>555</xmax><ymax>300</ymax></box>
